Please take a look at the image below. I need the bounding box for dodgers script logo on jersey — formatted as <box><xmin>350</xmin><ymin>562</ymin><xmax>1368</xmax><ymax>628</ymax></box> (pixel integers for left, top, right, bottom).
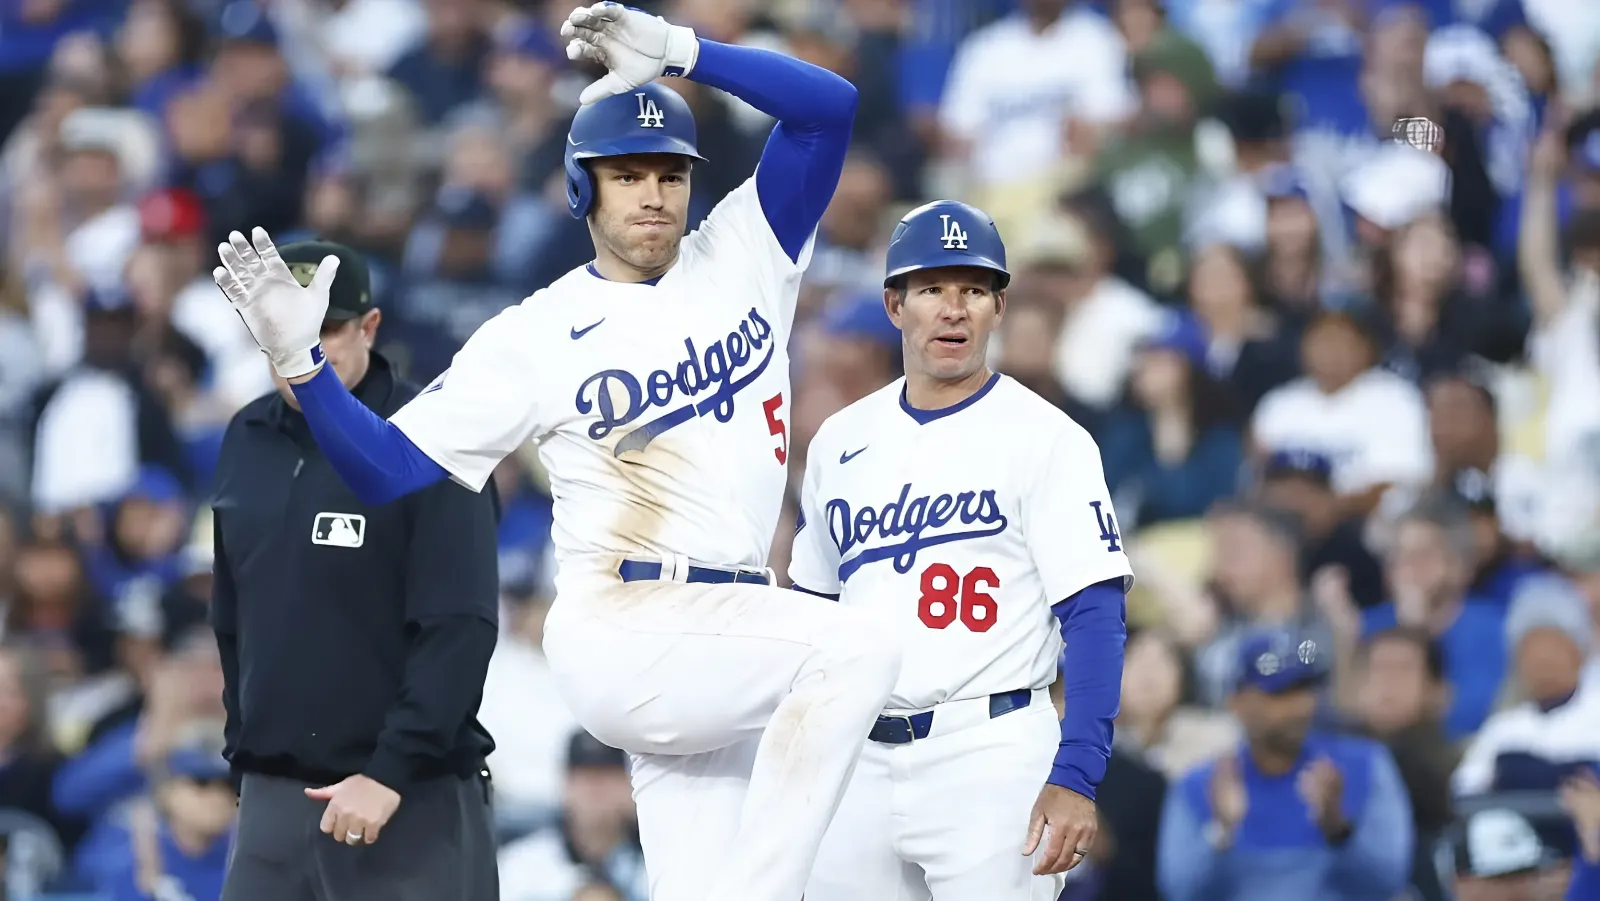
<box><xmin>826</xmin><ymin>482</ymin><xmax>1008</xmax><ymax>582</ymax></box>
<box><xmin>576</xmin><ymin>308</ymin><xmax>777</xmax><ymax>456</ymax></box>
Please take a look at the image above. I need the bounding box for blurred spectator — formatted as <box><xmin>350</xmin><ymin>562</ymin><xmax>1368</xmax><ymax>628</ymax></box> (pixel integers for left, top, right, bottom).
<box><xmin>78</xmin><ymin>467</ymin><xmax>188</xmax><ymax>624</ymax></box>
<box><xmin>993</xmin><ymin>295</ymin><xmax>1066</xmax><ymax>407</ymax></box>
<box><xmin>1186</xmin><ymin>503</ymin><xmax>1333</xmax><ymax>706</ymax></box>
<box><xmin>1442</xmin><ymin>807</ymin><xmax>1573</xmax><ymax>901</ymax></box>
<box><xmin>136</xmin><ymin>186</ymin><xmax>275</xmax><ymax>414</ymax></box>
<box><xmin>1446</xmin><ymin>468</ymin><xmax>1547</xmax><ymax>608</ymax></box>
<box><xmin>0</xmin><ymin>642</ymin><xmax>85</xmax><ymax>849</ymax></box>
<box><xmin>54</xmin><ymin>626</ymin><xmax>224</xmax><ymax>890</ymax></box>
<box><xmin>0</xmin><ymin>268</ymin><xmax>44</xmax><ymax>502</ymax></box>
<box><xmin>29</xmin><ymin>286</ymin><xmax>190</xmax><ymax>515</ymax></box>
<box><xmin>1010</xmin><ymin>208</ymin><xmax>1165</xmax><ymax>418</ymax></box>
<box><xmin>386</xmin><ymin>0</ymin><xmax>491</xmax><ymax>126</ymax></box>
<box><xmin>498</xmin><ymin>731</ymin><xmax>647</xmax><ymax>901</ymax></box>
<box><xmin>1096</xmin><ymin>27</ymin><xmax>1219</xmax><ymax>296</ymax></box>
<box><xmin>1260</xmin><ymin>449</ymin><xmax>1388</xmax><ymax>609</ymax></box>
<box><xmin>1352</xmin><ymin>626</ymin><xmax>1458</xmax><ymax>901</ymax></box>
<box><xmin>807</xmin><ymin>291</ymin><xmax>902</xmax><ymax>405</ymax></box>
<box><xmin>1099</xmin><ymin>310</ymin><xmax>1244</xmax><ymax>530</ymax></box>
<box><xmin>1157</xmin><ymin>628</ymin><xmax>1413</xmax><ymax>901</ymax></box>
<box><xmin>1371</xmin><ymin>214</ymin><xmax>1525</xmax><ymax>384</ymax></box>
<box><xmin>271</xmin><ymin>0</ymin><xmax>427</xmax><ymax>81</ymax></box>
<box><xmin>1363</xmin><ymin>494</ymin><xmax>1508</xmax><ymax>738</ymax></box>
<box><xmin>8</xmin><ymin>533</ymin><xmax>118</xmax><ymax>689</ymax></box>
<box><xmin>1562</xmin><ymin>766</ymin><xmax>1600</xmax><ymax>896</ymax></box>
<box><xmin>1424</xmin><ymin>371</ymin><xmax>1546</xmax><ymax>549</ymax></box>
<box><xmin>1250</xmin><ymin>309</ymin><xmax>1431</xmax><ymax>516</ymax></box>
<box><xmin>481</xmin><ymin>557</ymin><xmax>577</xmax><ymax>837</ymax></box>
<box><xmin>803</xmin><ymin>150</ymin><xmax>894</xmax><ymax>306</ymax></box>
<box><xmin>1184</xmin><ymin>243</ymin><xmax>1300</xmax><ymax>417</ymax></box>
<box><xmin>115</xmin><ymin>0</ymin><xmax>207</xmax><ymax>120</ymax></box>
<box><xmin>936</xmin><ymin>0</ymin><xmax>1134</xmax><ymax>225</ymax></box>
<box><xmin>1519</xmin><ymin>120</ymin><xmax>1600</xmax><ymax>476</ymax></box>
<box><xmin>1454</xmin><ymin>574</ymin><xmax>1599</xmax><ymax>797</ymax></box>
<box><xmin>98</xmin><ymin>742</ymin><xmax>232</xmax><ymax>901</ymax></box>
<box><xmin>392</xmin><ymin>181</ymin><xmax>528</xmax><ymax>382</ymax></box>
<box><xmin>1115</xmin><ymin>628</ymin><xmax>1239</xmax><ymax>780</ymax></box>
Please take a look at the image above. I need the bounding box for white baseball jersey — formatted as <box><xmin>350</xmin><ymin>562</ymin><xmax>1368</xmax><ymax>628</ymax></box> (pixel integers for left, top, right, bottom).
<box><xmin>789</xmin><ymin>374</ymin><xmax>1133</xmax><ymax>710</ymax></box>
<box><xmin>388</xmin><ymin>178</ymin><xmax>809</xmax><ymax>592</ymax></box>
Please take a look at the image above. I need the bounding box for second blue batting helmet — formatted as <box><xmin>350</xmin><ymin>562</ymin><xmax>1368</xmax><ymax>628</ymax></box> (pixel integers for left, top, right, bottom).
<box><xmin>564</xmin><ymin>82</ymin><xmax>707</xmax><ymax>219</ymax></box>
<box><xmin>883</xmin><ymin>200</ymin><xmax>1010</xmax><ymax>290</ymax></box>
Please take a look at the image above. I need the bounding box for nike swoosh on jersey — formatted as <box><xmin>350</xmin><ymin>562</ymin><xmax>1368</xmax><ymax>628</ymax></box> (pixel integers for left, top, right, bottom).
<box><xmin>571</xmin><ymin>319</ymin><xmax>605</xmax><ymax>340</ymax></box>
<box><xmin>840</xmin><ymin>447</ymin><xmax>868</xmax><ymax>464</ymax></box>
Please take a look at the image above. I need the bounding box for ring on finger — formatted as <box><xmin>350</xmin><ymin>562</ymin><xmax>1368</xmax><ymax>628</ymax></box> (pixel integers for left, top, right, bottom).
<box><xmin>345</xmin><ymin>830</ymin><xmax>363</xmax><ymax>845</ymax></box>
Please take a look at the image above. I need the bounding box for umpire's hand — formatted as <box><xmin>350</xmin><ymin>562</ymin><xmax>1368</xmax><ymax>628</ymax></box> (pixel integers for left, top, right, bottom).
<box><xmin>306</xmin><ymin>775</ymin><xmax>401</xmax><ymax>845</ymax></box>
<box><xmin>1022</xmin><ymin>784</ymin><xmax>1098</xmax><ymax>875</ymax></box>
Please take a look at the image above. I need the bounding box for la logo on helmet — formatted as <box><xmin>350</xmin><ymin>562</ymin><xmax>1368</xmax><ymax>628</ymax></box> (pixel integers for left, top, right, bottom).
<box><xmin>939</xmin><ymin>214</ymin><xmax>968</xmax><ymax>250</ymax></box>
<box><xmin>637</xmin><ymin>93</ymin><xmax>665</xmax><ymax>128</ymax></box>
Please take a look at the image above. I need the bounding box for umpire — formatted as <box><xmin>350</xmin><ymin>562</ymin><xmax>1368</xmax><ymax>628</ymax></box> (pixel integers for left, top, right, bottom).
<box><xmin>209</xmin><ymin>241</ymin><xmax>500</xmax><ymax>900</ymax></box>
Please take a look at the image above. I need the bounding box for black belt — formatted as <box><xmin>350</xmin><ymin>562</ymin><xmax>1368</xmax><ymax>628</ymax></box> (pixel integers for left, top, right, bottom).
<box><xmin>617</xmin><ymin>559</ymin><xmax>771</xmax><ymax>585</ymax></box>
<box><xmin>868</xmin><ymin>689</ymin><xmax>1034</xmax><ymax>744</ymax></box>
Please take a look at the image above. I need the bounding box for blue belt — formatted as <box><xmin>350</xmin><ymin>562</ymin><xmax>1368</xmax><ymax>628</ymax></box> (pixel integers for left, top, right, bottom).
<box><xmin>868</xmin><ymin>689</ymin><xmax>1034</xmax><ymax>744</ymax></box>
<box><xmin>617</xmin><ymin>559</ymin><xmax>772</xmax><ymax>586</ymax></box>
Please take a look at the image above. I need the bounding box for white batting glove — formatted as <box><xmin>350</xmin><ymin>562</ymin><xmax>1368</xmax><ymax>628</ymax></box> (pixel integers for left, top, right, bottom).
<box><xmin>212</xmin><ymin>227</ymin><xmax>337</xmax><ymax>380</ymax></box>
<box><xmin>561</xmin><ymin>2</ymin><xmax>699</xmax><ymax>105</ymax></box>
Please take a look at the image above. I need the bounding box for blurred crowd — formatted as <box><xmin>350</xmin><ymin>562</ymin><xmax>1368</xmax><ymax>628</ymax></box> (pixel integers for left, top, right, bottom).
<box><xmin>0</xmin><ymin>0</ymin><xmax>1599</xmax><ymax>898</ymax></box>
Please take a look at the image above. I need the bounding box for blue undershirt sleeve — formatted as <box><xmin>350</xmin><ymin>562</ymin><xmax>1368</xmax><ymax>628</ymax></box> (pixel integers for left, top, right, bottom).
<box><xmin>1049</xmin><ymin>578</ymin><xmax>1127</xmax><ymax>798</ymax></box>
<box><xmin>291</xmin><ymin>364</ymin><xmax>448</xmax><ymax>505</ymax></box>
<box><xmin>687</xmin><ymin>39</ymin><xmax>857</xmax><ymax>262</ymax></box>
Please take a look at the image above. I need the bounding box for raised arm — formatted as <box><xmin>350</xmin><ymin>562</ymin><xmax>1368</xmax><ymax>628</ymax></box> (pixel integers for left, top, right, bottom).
<box><xmin>686</xmin><ymin>40</ymin><xmax>857</xmax><ymax>262</ymax></box>
<box><xmin>214</xmin><ymin>230</ymin><xmax>542</xmax><ymax>504</ymax></box>
<box><xmin>562</xmin><ymin>3</ymin><xmax>856</xmax><ymax>262</ymax></box>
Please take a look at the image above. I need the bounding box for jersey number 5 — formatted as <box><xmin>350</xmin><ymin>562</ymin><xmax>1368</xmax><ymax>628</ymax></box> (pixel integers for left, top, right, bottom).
<box><xmin>762</xmin><ymin>393</ymin><xmax>788</xmax><ymax>465</ymax></box>
<box><xmin>917</xmin><ymin>563</ymin><xmax>998</xmax><ymax>632</ymax></box>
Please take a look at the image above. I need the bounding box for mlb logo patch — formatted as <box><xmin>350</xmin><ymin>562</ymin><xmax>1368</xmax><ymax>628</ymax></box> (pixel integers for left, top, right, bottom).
<box><xmin>312</xmin><ymin>513</ymin><xmax>366</xmax><ymax>548</ymax></box>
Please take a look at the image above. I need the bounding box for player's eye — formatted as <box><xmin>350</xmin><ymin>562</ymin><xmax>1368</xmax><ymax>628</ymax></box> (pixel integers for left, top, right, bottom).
<box><xmin>615</xmin><ymin>174</ymin><xmax>637</xmax><ymax>184</ymax></box>
<box><xmin>661</xmin><ymin>174</ymin><xmax>684</xmax><ymax>185</ymax></box>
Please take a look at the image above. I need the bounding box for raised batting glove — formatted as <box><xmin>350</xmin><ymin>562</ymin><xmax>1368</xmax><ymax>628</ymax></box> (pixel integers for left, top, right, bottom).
<box><xmin>213</xmin><ymin>227</ymin><xmax>338</xmax><ymax>380</ymax></box>
<box><xmin>561</xmin><ymin>2</ymin><xmax>699</xmax><ymax>105</ymax></box>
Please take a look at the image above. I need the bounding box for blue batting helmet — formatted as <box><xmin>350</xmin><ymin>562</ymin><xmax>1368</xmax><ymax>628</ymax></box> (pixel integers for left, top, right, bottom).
<box><xmin>564</xmin><ymin>82</ymin><xmax>707</xmax><ymax>219</ymax></box>
<box><xmin>883</xmin><ymin>200</ymin><xmax>1010</xmax><ymax>290</ymax></box>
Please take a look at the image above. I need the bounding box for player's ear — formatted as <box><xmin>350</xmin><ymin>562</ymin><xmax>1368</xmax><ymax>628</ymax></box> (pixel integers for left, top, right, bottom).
<box><xmin>882</xmin><ymin>287</ymin><xmax>903</xmax><ymax>328</ymax></box>
<box><xmin>993</xmin><ymin>288</ymin><xmax>1006</xmax><ymax>322</ymax></box>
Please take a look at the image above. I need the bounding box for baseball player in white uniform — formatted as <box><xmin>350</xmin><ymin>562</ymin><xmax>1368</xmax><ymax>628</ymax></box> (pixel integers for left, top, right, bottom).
<box><xmin>790</xmin><ymin>201</ymin><xmax>1134</xmax><ymax>900</ymax></box>
<box><xmin>208</xmin><ymin>6</ymin><xmax>903</xmax><ymax>901</ymax></box>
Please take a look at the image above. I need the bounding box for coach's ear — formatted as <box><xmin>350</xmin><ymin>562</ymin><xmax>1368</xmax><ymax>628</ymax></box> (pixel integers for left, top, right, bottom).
<box><xmin>882</xmin><ymin>286</ymin><xmax>903</xmax><ymax>329</ymax></box>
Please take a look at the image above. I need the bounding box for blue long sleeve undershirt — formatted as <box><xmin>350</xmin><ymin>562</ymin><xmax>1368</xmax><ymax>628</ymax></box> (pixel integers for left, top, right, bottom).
<box><xmin>687</xmin><ymin>39</ymin><xmax>858</xmax><ymax>262</ymax></box>
<box><xmin>1051</xmin><ymin>578</ymin><xmax>1127</xmax><ymax>799</ymax></box>
<box><xmin>291</xmin><ymin>366</ymin><xmax>445</xmax><ymax>504</ymax></box>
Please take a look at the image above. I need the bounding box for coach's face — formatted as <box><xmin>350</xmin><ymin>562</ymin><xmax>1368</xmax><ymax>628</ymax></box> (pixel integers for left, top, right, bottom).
<box><xmin>886</xmin><ymin>266</ymin><xmax>1005</xmax><ymax>383</ymax></box>
<box><xmin>588</xmin><ymin>154</ymin><xmax>691</xmax><ymax>278</ymax></box>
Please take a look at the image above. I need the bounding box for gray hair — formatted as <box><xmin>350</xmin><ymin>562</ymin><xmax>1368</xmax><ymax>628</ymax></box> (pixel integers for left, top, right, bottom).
<box><xmin>1400</xmin><ymin>492</ymin><xmax>1478</xmax><ymax>563</ymax></box>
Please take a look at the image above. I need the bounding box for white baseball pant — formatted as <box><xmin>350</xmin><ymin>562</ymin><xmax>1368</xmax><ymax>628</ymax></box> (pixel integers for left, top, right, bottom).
<box><xmin>541</xmin><ymin>564</ymin><xmax>903</xmax><ymax>901</ymax></box>
<box><xmin>805</xmin><ymin>689</ymin><xmax>1067</xmax><ymax>901</ymax></box>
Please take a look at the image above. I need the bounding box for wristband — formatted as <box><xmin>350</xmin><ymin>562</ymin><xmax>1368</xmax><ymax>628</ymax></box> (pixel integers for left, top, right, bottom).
<box><xmin>270</xmin><ymin>343</ymin><xmax>325</xmax><ymax>381</ymax></box>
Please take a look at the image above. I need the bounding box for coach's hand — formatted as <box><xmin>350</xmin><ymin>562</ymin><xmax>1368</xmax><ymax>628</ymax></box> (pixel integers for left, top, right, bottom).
<box><xmin>306</xmin><ymin>775</ymin><xmax>401</xmax><ymax>845</ymax></box>
<box><xmin>213</xmin><ymin>227</ymin><xmax>335</xmax><ymax>380</ymax></box>
<box><xmin>561</xmin><ymin>2</ymin><xmax>699</xmax><ymax>104</ymax></box>
<box><xmin>1022</xmin><ymin>784</ymin><xmax>1098</xmax><ymax>875</ymax></box>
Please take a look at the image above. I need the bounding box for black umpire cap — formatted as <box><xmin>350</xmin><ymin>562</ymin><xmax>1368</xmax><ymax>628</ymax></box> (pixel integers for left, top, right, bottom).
<box><xmin>277</xmin><ymin>240</ymin><xmax>373</xmax><ymax>320</ymax></box>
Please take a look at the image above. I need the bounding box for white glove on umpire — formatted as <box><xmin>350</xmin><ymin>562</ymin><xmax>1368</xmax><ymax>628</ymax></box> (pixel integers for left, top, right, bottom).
<box><xmin>561</xmin><ymin>2</ymin><xmax>699</xmax><ymax>105</ymax></box>
<box><xmin>213</xmin><ymin>227</ymin><xmax>339</xmax><ymax>380</ymax></box>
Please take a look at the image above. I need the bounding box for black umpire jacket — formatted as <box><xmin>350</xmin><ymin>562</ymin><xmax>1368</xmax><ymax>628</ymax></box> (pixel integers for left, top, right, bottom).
<box><xmin>209</xmin><ymin>352</ymin><xmax>499</xmax><ymax>794</ymax></box>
